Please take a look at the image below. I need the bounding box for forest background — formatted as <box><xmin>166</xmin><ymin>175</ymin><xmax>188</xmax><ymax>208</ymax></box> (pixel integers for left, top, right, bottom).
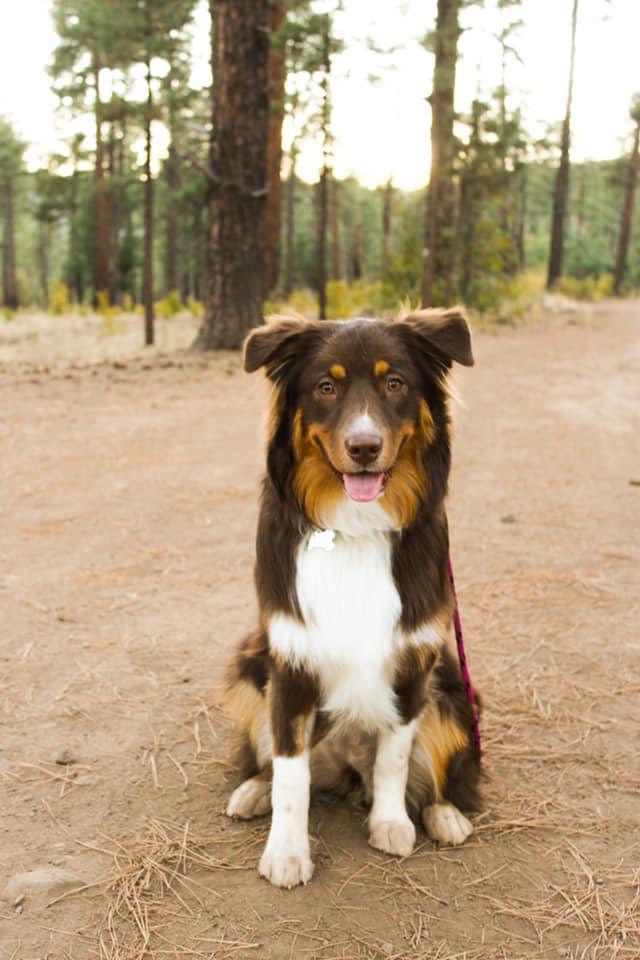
<box><xmin>1</xmin><ymin>0</ymin><xmax>639</xmax><ymax>349</ymax></box>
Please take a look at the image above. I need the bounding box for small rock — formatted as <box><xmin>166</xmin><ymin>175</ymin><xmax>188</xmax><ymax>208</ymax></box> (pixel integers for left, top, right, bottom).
<box><xmin>3</xmin><ymin>867</ymin><xmax>83</xmax><ymax>904</ymax></box>
<box><xmin>74</xmin><ymin>772</ymin><xmax>99</xmax><ymax>786</ymax></box>
<box><xmin>500</xmin><ymin>513</ymin><xmax>516</xmax><ymax>524</ymax></box>
<box><xmin>55</xmin><ymin>749</ymin><xmax>76</xmax><ymax>766</ymax></box>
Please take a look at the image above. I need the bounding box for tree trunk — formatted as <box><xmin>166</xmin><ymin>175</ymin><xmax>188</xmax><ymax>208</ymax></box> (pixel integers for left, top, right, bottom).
<box><xmin>284</xmin><ymin>145</ymin><xmax>297</xmax><ymax>297</ymax></box>
<box><xmin>93</xmin><ymin>60</ymin><xmax>110</xmax><ymax>303</ymax></box>
<box><xmin>316</xmin><ymin>15</ymin><xmax>331</xmax><ymax>320</ymax></box>
<box><xmin>263</xmin><ymin>0</ymin><xmax>286</xmax><ymax>296</ymax></box>
<box><xmin>165</xmin><ymin>138</ymin><xmax>179</xmax><ymax>295</ymax></box>
<box><xmin>2</xmin><ymin>183</ymin><xmax>18</xmax><ymax>309</ymax></box>
<box><xmin>422</xmin><ymin>0</ymin><xmax>461</xmax><ymax>307</ymax></box>
<box><xmin>547</xmin><ymin>0</ymin><xmax>579</xmax><ymax>289</ymax></box>
<box><xmin>613</xmin><ymin>119</ymin><xmax>640</xmax><ymax>295</ymax></box>
<box><xmin>352</xmin><ymin>213</ymin><xmax>363</xmax><ymax>281</ymax></box>
<box><xmin>143</xmin><ymin>26</ymin><xmax>154</xmax><ymax>346</ymax></box>
<box><xmin>195</xmin><ymin>0</ymin><xmax>270</xmax><ymax>350</ymax></box>
<box><xmin>39</xmin><ymin>222</ymin><xmax>51</xmax><ymax>306</ymax></box>
<box><xmin>329</xmin><ymin>176</ymin><xmax>342</xmax><ymax>281</ymax></box>
<box><xmin>316</xmin><ymin>173</ymin><xmax>328</xmax><ymax>319</ymax></box>
<box><xmin>381</xmin><ymin>179</ymin><xmax>393</xmax><ymax>277</ymax></box>
<box><xmin>107</xmin><ymin>121</ymin><xmax>119</xmax><ymax>304</ymax></box>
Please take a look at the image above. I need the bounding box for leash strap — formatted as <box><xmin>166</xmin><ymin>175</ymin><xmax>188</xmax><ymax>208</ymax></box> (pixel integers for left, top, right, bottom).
<box><xmin>447</xmin><ymin>555</ymin><xmax>482</xmax><ymax>755</ymax></box>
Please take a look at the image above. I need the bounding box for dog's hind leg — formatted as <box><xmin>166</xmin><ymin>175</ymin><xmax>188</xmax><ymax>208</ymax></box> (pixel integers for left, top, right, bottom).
<box><xmin>407</xmin><ymin>701</ymin><xmax>479</xmax><ymax>846</ymax></box>
<box><xmin>224</xmin><ymin>630</ymin><xmax>274</xmax><ymax>819</ymax></box>
<box><xmin>227</xmin><ymin>768</ymin><xmax>272</xmax><ymax>819</ymax></box>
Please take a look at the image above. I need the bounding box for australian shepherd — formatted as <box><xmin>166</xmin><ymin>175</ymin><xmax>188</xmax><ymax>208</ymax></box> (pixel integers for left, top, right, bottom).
<box><xmin>224</xmin><ymin>308</ymin><xmax>481</xmax><ymax>888</ymax></box>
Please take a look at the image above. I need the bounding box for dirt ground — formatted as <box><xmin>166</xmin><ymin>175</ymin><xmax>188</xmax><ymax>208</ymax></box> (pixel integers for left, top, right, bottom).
<box><xmin>1</xmin><ymin>301</ymin><xmax>639</xmax><ymax>960</ymax></box>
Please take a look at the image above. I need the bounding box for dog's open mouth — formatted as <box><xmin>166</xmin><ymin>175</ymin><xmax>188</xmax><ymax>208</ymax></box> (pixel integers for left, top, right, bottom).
<box><xmin>342</xmin><ymin>472</ymin><xmax>387</xmax><ymax>503</ymax></box>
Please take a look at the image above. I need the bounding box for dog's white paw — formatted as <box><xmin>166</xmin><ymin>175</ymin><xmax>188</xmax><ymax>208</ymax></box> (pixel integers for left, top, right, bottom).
<box><xmin>226</xmin><ymin>777</ymin><xmax>271</xmax><ymax>819</ymax></box>
<box><xmin>369</xmin><ymin>816</ymin><xmax>416</xmax><ymax>857</ymax></box>
<box><xmin>422</xmin><ymin>802</ymin><xmax>473</xmax><ymax>845</ymax></box>
<box><xmin>258</xmin><ymin>835</ymin><xmax>314</xmax><ymax>888</ymax></box>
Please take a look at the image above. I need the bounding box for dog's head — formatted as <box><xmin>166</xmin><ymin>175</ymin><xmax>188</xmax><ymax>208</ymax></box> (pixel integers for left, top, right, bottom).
<box><xmin>244</xmin><ymin>309</ymin><xmax>473</xmax><ymax>530</ymax></box>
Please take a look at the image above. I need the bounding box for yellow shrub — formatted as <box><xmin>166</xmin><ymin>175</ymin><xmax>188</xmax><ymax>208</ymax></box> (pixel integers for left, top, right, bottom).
<box><xmin>121</xmin><ymin>292</ymin><xmax>135</xmax><ymax>312</ymax></box>
<box><xmin>188</xmin><ymin>297</ymin><xmax>203</xmax><ymax>317</ymax></box>
<box><xmin>284</xmin><ymin>288</ymin><xmax>318</xmax><ymax>318</ymax></box>
<box><xmin>50</xmin><ymin>281</ymin><xmax>70</xmax><ymax>315</ymax></box>
<box><xmin>96</xmin><ymin>289</ymin><xmax>119</xmax><ymax>319</ymax></box>
<box><xmin>155</xmin><ymin>290</ymin><xmax>183</xmax><ymax>319</ymax></box>
<box><xmin>596</xmin><ymin>273</ymin><xmax>614</xmax><ymax>298</ymax></box>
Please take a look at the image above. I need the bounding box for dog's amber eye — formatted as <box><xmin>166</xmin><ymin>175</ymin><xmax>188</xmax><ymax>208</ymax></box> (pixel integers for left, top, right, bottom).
<box><xmin>317</xmin><ymin>380</ymin><xmax>336</xmax><ymax>397</ymax></box>
<box><xmin>386</xmin><ymin>376</ymin><xmax>405</xmax><ymax>393</ymax></box>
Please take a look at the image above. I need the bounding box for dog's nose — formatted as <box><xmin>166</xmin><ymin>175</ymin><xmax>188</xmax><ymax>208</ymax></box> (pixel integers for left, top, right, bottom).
<box><xmin>345</xmin><ymin>432</ymin><xmax>382</xmax><ymax>466</ymax></box>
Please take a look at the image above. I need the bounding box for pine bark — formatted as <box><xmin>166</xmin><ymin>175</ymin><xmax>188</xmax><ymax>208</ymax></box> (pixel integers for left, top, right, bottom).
<box><xmin>1</xmin><ymin>181</ymin><xmax>18</xmax><ymax>309</ymax></box>
<box><xmin>422</xmin><ymin>0</ymin><xmax>461</xmax><ymax>307</ymax></box>
<box><xmin>547</xmin><ymin>0</ymin><xmax>579</xmax><ymax>289</ymax></box>
<box><xmin>613</xmin><ymin>119</ymin><xmax>640</xmax><ymax>295</ymax></box>
<box><xmin>195</xmin><ymin>0</ymin><xmax>270</xmax><ymax>350</ymax></box>
<box><xmin>263</xmin><ymin>0</ymin><xmax>286</xmax><ymax>296</ymax></box>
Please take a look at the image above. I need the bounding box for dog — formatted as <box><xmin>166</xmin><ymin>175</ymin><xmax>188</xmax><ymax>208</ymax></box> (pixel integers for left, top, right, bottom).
<box><xmin>224</xmin><ymin>308</ymin><xmax>482</xmax><ymax>888</ymax></box>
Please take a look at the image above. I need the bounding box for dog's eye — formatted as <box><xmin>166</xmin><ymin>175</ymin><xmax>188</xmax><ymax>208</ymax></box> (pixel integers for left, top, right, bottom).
<box><xmin>386</xmin><ymin>376</ymin><xmax>405</xmax><ymax>393</ymax></box>
<box><xmin>317</xmin><ymin>380</ymin><xmax>336</xmax><ymax>397</ymax></box>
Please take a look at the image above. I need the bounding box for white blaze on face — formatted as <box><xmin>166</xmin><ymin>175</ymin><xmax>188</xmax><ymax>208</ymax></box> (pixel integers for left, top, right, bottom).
<box><xmin>348</xmin><ymin>408</ymin><xmax>379</xmax><ymax>438</ymax></box>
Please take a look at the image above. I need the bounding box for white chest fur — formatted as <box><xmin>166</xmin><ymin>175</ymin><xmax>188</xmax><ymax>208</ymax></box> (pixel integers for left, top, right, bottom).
<box><xmin>269</xmin><ymin>526</ymin><xmax>403</xmax><ymax>731</ymax></box>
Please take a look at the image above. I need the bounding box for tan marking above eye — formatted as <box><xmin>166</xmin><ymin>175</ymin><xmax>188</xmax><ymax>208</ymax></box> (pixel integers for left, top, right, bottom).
<box><xmin>330</xmin><ymin>363</ymin><xmax>347</xmax><ymax>380</ymax></box>
<box><xmin>374</xmin><ymin>360</ymin><xmax>390</xmax><ymax>377</ymax></box>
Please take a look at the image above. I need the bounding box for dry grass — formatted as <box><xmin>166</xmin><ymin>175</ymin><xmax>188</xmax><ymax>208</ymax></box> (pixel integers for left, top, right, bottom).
<box><xmin>52</xmin><ymin>817</ymin><xmax>264</xmax><ymax>960</ymax></box>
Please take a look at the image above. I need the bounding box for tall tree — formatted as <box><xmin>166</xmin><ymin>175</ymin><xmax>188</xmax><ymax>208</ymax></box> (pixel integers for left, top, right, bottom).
<box><xmin>264</xmin><ymin>0</ymin><xmax>287</xmax><ymax>296</ymax></box>
<box><xmin>422</xmin><ymin>0</ymin><xmax>461</xmax><ymax>306</ymax></box>
<box><xmin>194</xmin><ymin>0</ymin><xmax>271</xmax><ymax>349</ymax></box>
<box><xmin>547</xmin><ymin>0</ymin><xmax>579</xmax><ymax>289</ymax></box>
<box><xmin>0</xmin><ymin>117</ymin><xmax>25</xmax><ymax>309</ymax></box>
<box><xmin>51</xmin><ymin>1</ymin><xmax>120</xmax><ymax>302</ymax></box>
<box><xmin>613</xmin><ymin>94</ymin><xmax>640</xmax><ymax>295</ymax></box>
<box><xmin>316</xmin><ymin>13</ymin><xmax>332</xmax><ymax>319</ymax></box>
<box><xmin>381</xmin><ymin>179</ymin><xmax>393</xmax><ymax>277</ymax></box>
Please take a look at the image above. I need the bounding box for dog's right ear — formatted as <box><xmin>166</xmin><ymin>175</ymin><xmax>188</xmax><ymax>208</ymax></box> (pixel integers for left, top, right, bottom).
<box><xmin>243</xmin><ymin>315</ymin><xmax>311</xmax><ymax>379</ymax></box>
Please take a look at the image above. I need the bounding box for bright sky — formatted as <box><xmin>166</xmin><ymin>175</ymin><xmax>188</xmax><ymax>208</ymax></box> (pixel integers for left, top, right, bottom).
<box><xmin>1</xmin><ymin>0</ymin><xmax>639</xmax><ymax>190</ymax></box>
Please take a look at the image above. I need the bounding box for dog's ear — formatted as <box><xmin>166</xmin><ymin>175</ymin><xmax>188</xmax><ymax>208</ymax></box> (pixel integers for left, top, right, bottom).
<box><xmin>243</xmin><ymin>315</ymin><xmax>311</xmax><ymax>379</ymax></box>
<box><xmin>396</xmin><ymin>306</ymin><xmax>474</xmax><ymax>368</ymax></box>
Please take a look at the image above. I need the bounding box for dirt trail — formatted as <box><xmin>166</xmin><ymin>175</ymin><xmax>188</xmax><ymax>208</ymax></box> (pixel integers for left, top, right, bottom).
<box><xmin>1</xmin><ymin>301</ymin><xmax>639</xmax><ymax>959</ymax></box>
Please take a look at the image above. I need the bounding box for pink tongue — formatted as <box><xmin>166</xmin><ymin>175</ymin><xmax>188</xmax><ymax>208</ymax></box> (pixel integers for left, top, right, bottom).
<box><xmin>342</xmin><ymin>472</ymin><xmax>385</xmax><ymax>502</ymax></box>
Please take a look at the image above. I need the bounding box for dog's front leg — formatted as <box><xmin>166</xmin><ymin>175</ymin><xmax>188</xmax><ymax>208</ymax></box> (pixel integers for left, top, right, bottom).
<box><xmin>258</xmin><ymin>656</ymin><xmax>317</xmax><ymax>888</ymax></box>
<box><xmin>368</xmin><ymin>720</ymin><xmax>417</xmax><ymax>857</ymax></box>
<box><xmin>368</xmin><ymin>642</ymin><xmax>439</xmax><ymax>857</ymax></box>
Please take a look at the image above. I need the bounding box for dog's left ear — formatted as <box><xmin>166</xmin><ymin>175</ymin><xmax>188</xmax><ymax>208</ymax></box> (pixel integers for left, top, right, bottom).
<box><xmin>396</xmin><ymin>306</ymin><xmax>474</xmax><ymax>368</ymax></box>
<box><xmin>243</xmin><ymin>315</ymin><xmax>312</xmax><ymax>379</ymax></box>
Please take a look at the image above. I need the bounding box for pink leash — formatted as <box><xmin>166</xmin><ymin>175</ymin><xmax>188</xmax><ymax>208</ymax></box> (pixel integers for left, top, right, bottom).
<box><xmin>447</xmin><ymin>555</ymin><xmax>482</xmax><ymax>755</ymax></box>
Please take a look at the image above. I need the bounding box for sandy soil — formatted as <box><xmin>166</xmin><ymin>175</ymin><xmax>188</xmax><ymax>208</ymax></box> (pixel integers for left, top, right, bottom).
<box><xmin>1</xmin><ymin>301</ymin><xmax>639</xmax><ymax>960</ymax></box>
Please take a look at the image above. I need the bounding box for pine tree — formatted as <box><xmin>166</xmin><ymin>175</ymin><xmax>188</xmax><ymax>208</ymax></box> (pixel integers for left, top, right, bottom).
<box><xmin>547</xmin><ymin>0</ymin><xmax>579</xmax><ymax>289</ymax></box>
<box><xmin>194</xmin><ymin>0</ymin><xmax>271</xmax><ymax>349</ymax></box>
<box><xmin>422</xmin><ymin>0</ymin><xmax>461</xmax><ymax>306</ymax></box>
<box><xmin>613</xmin><ymin>94</ymin><xmax>640</xmax><ymax>294</ymax></box>
<box><xmin>0</xmin><ymin>117</ymin><xmax>25</xmax><ymax>309</ymax></box>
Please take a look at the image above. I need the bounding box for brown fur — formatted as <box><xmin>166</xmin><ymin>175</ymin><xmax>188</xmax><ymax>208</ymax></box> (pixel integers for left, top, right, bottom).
<box><xmin>229</xmin><ymin>311</ymin><xmax>481</xmax><ymax>832</ymax></box>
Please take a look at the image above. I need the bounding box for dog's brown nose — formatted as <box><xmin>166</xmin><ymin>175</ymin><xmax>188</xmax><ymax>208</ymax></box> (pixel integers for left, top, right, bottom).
<box><xmin>345</xmin><ymin>432</ymin><xmax>382</xmax><ymax>466</ymax></box>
